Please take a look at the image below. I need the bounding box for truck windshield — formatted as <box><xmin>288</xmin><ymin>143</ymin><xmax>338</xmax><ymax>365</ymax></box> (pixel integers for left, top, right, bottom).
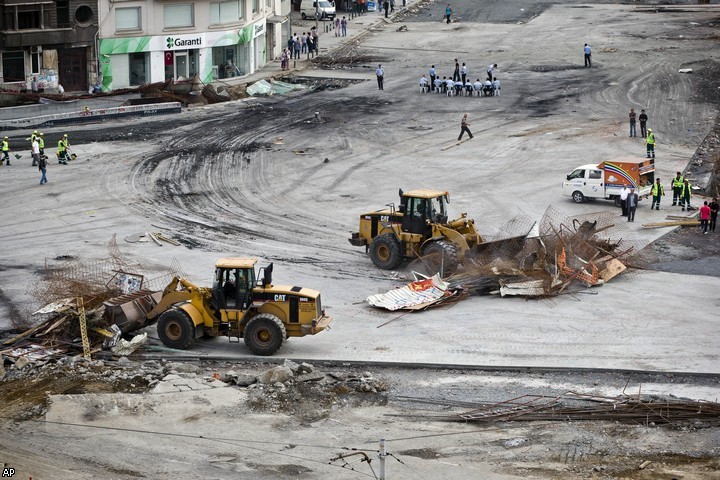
<box><xmin>318</xmin><ymin>1</ymin><xmax>333</xmax><ymax>7</ymax></box>
<box><xmin>567</xmin><ymin>169</ymin><xmax>585</xmax><ymax>180</ymax></box>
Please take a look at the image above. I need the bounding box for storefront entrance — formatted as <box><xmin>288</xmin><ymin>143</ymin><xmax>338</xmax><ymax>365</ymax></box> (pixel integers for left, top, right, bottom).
<box><xmin>164</xmin><ymin>49</ymin><xmax>198</xmax><ymax>80</ymax></box>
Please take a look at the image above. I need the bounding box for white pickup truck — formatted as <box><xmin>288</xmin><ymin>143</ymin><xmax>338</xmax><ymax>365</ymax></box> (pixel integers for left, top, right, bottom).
<box><xmin>562</xmin><ymin>157</ymin><xmax>655</xmax><ymax>206</ymax></box>
<box><xmin>300</xmin><ymin>0</ymin><xmax>336</xmax><ymax>20</ymax></box>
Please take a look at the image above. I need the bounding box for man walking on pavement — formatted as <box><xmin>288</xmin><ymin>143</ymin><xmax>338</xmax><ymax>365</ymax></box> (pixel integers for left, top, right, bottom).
<box><xmin>453</xmin><ymin>59</ymin><xmax>460</xmax><ymax>82</ymax></box>
<box><xmin>1</xmin><ymin>136</ymin><xmax>10</xmax><ymax>165</ymax></box>
<box><xmin>639</xmin><ymin>109</ymin><xmax>648</xmax><ymax>138</ymax></box>
<box><xmin>376</xmin><ymin>64</ymin><xmax>384</xmax><ymax>90</ymax></box>
<box><xmin>445</xmin><ymin>4</ymin><xmax>452</xmax><ymax>24</ymax></box>
<box><xmin>38</xmin><ymin>149</ymin><xmax>48</xmax><ymax>185</ymax></box>
<box><xmin>383</xmin><ymin>0</ymin><xmax>389</xmax><ymax>17</ymax></box>
<box><xmin>620</xmin><ymin>184</ymin><xmax>630</xmax><ymax>217</ymax></box>
<box><xmin>458</xmin><ymin>114</ymin><xmax>473</xmax><ymax>141</ymax></box>
<box><xmin>583</xmin><ymin>43</ymin><xmax>592</xmax><ymax>67</ymax></box>
<box><xmin>341</xmin><ymin>16</ymin><xmax>347</xmax><ymax>36</ymax></box>
<box><xmin>680</xmin><ymin>178</ymin><xmax>693</xmax><ymax>211</ymax></box>
<box><xmin>650</xmin><ymin>178</ymin><xmax>664</xmax><ymax>210</ymax></box>
<box><xmin>429</xmin><ymin>65</ymin><xmax>436</xmax><ymax>91</ymax></box>
<box><xmin>629</xmin><ymin>108</ymin><xmax>637</xmax><ymax>137</ymax></box>
<box><xmin>645</xmin><ymin>128</ymin><xmax>655</xmax><ymax>158</ymax></box>
<box><xmin>626</xmin><ymin>188</ymin><xmax>639</xmax><ymax>222</ymax></box>
<box><xmin>461</xmin><ymin>63</ymin><xmax>467</xmax><ymax>84</ymax></box>
<box><xmin>671</xmin><ymin>171</ymin><xmax>684</xmax><ymax>206</ymax></box>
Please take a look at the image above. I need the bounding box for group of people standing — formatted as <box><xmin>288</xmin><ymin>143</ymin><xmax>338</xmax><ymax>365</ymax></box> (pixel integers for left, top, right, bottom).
<box><xmin>619</xmin><ymin>172</ymin><xmax>717</xmax><ymax>233</ymax></box>
<box><xmin>283</xmin><ymin>30</ymin><xmax>319</xmax><ymax>67</ymax></box>
<box><xmin>422</xmin><ymin>60</ymin><xmax>500</xmax><ymax>96</ymax></box>
<box><xmin>333</xmin><ymin>17</ymin><xmax>349</xmax><ymax>37</ymax></box>
<box><xmin>628</xmin><ymin>108</ymin><xmax>655</xmax><ymax>158</ymax></box>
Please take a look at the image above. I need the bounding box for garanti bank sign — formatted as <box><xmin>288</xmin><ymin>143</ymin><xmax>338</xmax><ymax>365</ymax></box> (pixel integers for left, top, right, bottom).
<box><xmin>165</xmin><ymin>35</ymin><xmax>203</xmax><ymax>50</ymax></box>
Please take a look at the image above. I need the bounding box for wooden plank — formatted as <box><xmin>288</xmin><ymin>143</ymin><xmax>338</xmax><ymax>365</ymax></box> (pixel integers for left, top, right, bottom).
<box><xmin>2</xmin><ymin>321</ymin><xmax>52</xmax><ymax>345</ymax></box>
<box><xmin>642</xmin><ymin>220</ymin><xmax>699</xmax><ymax>228</ymax></box>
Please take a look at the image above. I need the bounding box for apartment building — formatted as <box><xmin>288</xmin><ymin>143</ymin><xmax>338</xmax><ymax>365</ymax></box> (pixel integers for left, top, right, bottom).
<box><xmin>0</xmin><ymin>0</ymin><xmax>98</xmax><ymax>92</ymax></box>
<box><xmin>97</xmin><ymin>0</ymin><xmax>289</xmax><ymax>90</ymax></box>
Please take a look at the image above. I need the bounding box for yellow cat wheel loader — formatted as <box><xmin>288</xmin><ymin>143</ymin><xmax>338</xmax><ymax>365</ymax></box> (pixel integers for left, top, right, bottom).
<box><xmin>103</xmin><ymin>258</ymin><xmax>331</xmax><ymax>356</ymax></box>
<box><xmin>348</xmin><ymin>189</ymin><xmax>484</xmax><ymax>276</ymax></box>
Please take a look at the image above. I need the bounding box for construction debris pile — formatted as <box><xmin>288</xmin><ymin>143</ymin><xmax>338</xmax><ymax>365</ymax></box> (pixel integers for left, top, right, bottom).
<box><xmin>1</xmin><ymin>236</ymin><xmax>180</xmax><ymax>366</ymax></box>
<box><xmin>399</xmin><ymin>392</ymin><xmax>720</xmax><ymax>427</ymax></box>
<box><xmin>370</xmin><ymin>207</ymin><xmax>643</xmax><ymax>311</ymax></box>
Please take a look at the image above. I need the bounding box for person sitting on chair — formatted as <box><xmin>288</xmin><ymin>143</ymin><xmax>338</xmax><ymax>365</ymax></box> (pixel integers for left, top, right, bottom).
<box><xmin>483</xmin><ymin>79</ymin><xmax>493</xmax><ymax>96</ymax></box>
<box><xmin>454</xmin><ymin>80</ymin><xmax>464</xmax><ymax>96</ymax></box>
<box><xmin>473</xmin><ymin>78</ymin><xmax>483</xmax><ymax>96</ymax></box>
<box><xmin>419</xmin><ymin>75</ymin><xmax>429</xmax><ymax>92</ymax></box>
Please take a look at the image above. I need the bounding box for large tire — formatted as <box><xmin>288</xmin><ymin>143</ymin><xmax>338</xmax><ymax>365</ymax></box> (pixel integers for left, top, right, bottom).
<box><xmin>422</xmin><ymin>240</ymin><xmax>460</xmax><ymax>277</ymax></box>
<box><xmin>301</xmin><ymin>12</ymin><xmax>307</xmax><ymax>19</ymax></box>
<box><xmin>613</xmin><ymin>196</ymin><xmax>622</xmax><ymax>207</ymax></box>
<box><xmin>369</xmin><ymin>234</ymin><xmax>403</xmax><ymax>270</ymax></box>
<box><xmin>244</xmin><ymin>313</ymin><xmax>286</xmax><ymax>356</ymax></box>
<box><xmin>157</xmin><ymin>309</ymin><xmax>195</xmax><ymax>350</ymax></box>
<box><xmin>572</xmin><ymin>191</ymin><xmax>585</xmax><ymax>204</ymax></box>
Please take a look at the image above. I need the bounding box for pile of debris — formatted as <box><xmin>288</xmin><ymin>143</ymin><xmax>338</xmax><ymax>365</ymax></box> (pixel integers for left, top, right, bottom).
<box><xmin>399</xmin><ymin>392</ymin><xmax>720</xmax><ymax>428</ymax></box>
<box><xmin>1</xmin><ymin>236</ymin><xmax>180</xmax><ymax>365</ymax></box>
<box><xmin>369</xmin><ymin>207</ymin><xmax>640</xmax><ymax>311</ymax></box>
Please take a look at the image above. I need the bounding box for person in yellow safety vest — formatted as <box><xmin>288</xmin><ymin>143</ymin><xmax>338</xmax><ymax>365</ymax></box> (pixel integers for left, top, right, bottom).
<box><xmin>38</xmin><ymin>132</ymin><xmax>45</xmax><ymax>157</ymax></box>
<box><xmin>645</xmin><ymin>128</ymin><xmax>656</xmax><ymax>159</ymax></box>
<box><xmin>57</xmin><ymin>136</ymin><xmax>69</xmax><ymax>165</ymax></box>
<box><xmin>29</xmin><ymin>129</ymin><xmax>38</xmax><ymax>146</ymax></box>
<box><xmin>671</xmin><ymin>171</ymin><xmax>684</xmax><ymax>206</ymax></box>
<box><xmin>650</xmin><ymin>178</ymin><xmax>665</xmax><ymax>210</ymax></box>
<box><xmin>680</xmin><ymin>178</ymin><xmax>693</xmax><ymax>211</ymax></box>
<box><xmin>1</xmin><ymin>136</ymin><xmax>10</xmax><ymax>165</ymax></box>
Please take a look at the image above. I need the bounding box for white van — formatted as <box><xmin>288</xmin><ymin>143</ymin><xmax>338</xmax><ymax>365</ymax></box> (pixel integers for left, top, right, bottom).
<box><xmin>300</xmin><ymin>0</ymin><xmax>336</xmax><ymax>20</ymax></box>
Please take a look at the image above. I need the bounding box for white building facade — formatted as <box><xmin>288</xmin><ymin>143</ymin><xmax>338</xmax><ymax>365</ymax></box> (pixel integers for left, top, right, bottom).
<box><xmin>97</xmin><ymin>0</ymin><xmax>288</xmax><ymax>91</ymax></box>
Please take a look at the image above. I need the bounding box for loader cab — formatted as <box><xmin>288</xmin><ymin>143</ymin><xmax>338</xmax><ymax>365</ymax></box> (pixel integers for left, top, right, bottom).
<box><xmin>212</xmin><ymin>257</ymin><xmax>257</xmax><ymax>311</ymax></box>
<box><xmin>400</xmin><ymin>190</ymin><xmax>449</xmax><ymax>235</ymax></box>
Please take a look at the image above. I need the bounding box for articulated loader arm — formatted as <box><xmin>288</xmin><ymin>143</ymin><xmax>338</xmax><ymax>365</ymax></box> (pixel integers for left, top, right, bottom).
<box><xmin>145</xmin><ymin>276</ymin><xmax>206</xmax><ymax>321</ymax></box>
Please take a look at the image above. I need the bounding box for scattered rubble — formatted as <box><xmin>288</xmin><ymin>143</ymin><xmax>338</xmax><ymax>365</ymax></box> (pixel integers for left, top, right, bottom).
<box><xmin>369</xmin><ymin>207</ymin><xmax>640</xmax><ymax>311</ymax></box>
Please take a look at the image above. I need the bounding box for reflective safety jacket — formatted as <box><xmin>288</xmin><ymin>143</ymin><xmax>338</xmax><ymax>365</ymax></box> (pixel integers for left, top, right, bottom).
<box><xmin>57</xmin><ymin>139</ymin><xmax>67</xmax><ymax>152</ymax></box>
<box><xmin>651</xmin><ymin>183</ymin><xmax>664</xmax><ymax>196</ymax></box>
<box><xmin>646</xmin><ymin>132</ymin><xmax>655</xmax><ymax>145</ymax></box>
<box><xmin>681</xmin><ymin>182</ymin><xmax>692</xmax><ymax>198</ymax></box>
<box><xmin>672</xmin><ymin>176</ymin><xmax>684</xmax><ymax>188</ymax></box>
<box><xmin>1</xmin><ymin>140</ymin><xmax>8</xmax><ymax>152</ymax></box>
<box><xmin>38</xmin><ymin>137</ymin><xmax>44</xmax><ymax>149</ymax></box>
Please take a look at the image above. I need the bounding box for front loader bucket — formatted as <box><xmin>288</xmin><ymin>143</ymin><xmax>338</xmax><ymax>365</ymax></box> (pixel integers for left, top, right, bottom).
<box><xmin>103</xmin><ymin>290</ymin><xmax>163</xmax><ymax>333</ymax></box>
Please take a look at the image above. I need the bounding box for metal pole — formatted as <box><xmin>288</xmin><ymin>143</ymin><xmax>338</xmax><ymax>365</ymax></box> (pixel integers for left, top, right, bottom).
<box><xmin>378</xmin><ymin>439</ymin><xmax>386</xmax><ymax>480</ymax></box>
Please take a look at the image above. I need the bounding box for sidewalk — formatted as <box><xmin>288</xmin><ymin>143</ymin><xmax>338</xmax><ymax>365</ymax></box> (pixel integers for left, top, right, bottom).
<box><xmin>215</xmin><ymin>5</ymin><xmax>420</xmax><ymax>88</ymax></box>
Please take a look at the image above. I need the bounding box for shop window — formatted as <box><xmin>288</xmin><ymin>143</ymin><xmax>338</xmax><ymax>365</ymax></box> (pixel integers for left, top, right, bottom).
<box><xmin>252</xmin><ymin>0</ymin><xmax>259</xmax><ymax>14</ymax></box>
<box><xmin>116</xmin><ymin>7</ymin><xmax>140</xmax><ymax>31</ymax></box>
<box><xmin>210</xmin><ymin>0</ymin><xmax>240</xmax><ymax>24</ymax></box>
<box><xmin>56</xmin><ymin>0</ymin><xmax>70</xmax><ymax>27</ymax></box>
<box><xmin>74</xmin><ymin>5</ymin><xmax>93</xmax><ymax>25</ymax></box>
<box><xmin>129</xmin><ymin>52</ymin><xmax>148</xmax><ymax>86</ymax></box>
<box><xmin>2</xmin><ymin>51</ymin><xmax>25</xmax><ymax>82</ymax></box>
<box><xmin>164</xmin><ymin>4</ymin><xmax>194</xmax><ymax>28</ymax></box>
